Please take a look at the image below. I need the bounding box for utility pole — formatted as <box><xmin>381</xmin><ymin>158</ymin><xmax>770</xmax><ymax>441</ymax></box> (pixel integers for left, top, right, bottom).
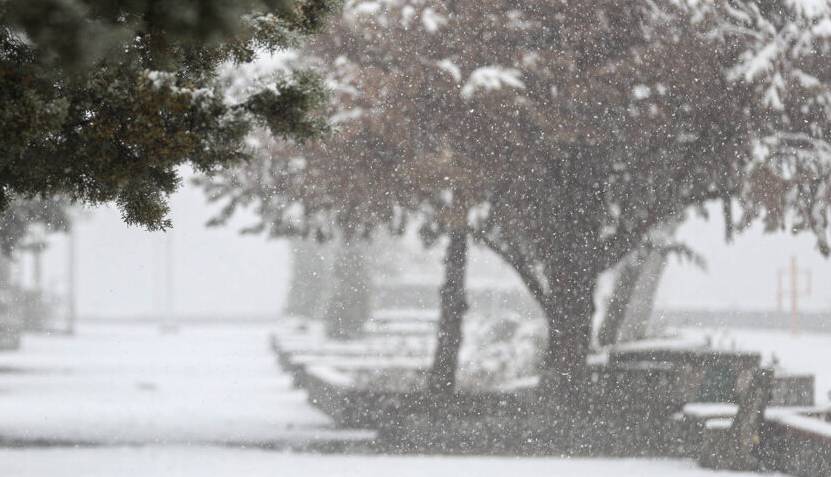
<box><xmin>32</xmin><ymin>246</ymin><xmax>42</xmax><ymax>292</ymax></box>
<box><xmin>776</xmin><ymin>256</ymin><xmax>811</xmax><ymax>335</ymax></box>
<box><xmin>29</xmin><ymin>223</ymin><xmax>46</xmax><ymax>293</ymax></box>
<box><xmin>160</xmin><ymin>231</ymin><xmax>177</xmax><ymax>334</ymax></box>
<box><xmin>66</xmin><ymin>223</ymin><xmax>77</xmax><ymax>335</ymax></box>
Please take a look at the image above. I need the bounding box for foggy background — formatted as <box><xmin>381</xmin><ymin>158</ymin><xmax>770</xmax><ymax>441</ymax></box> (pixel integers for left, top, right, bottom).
<box><xmin>24</xmin><ymin>170</ymin><xmax>831</xmax><ymax>321</ymax></box>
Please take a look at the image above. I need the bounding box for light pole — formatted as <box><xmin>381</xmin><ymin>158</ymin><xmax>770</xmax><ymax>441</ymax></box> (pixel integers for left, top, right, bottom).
<box><xmin>160</xmin><ymin>230</ymin><xmax>177</xmax><ymax>333</ymax></box>
<box><xmin>776</xmin><ymin>256</ymin><xmax>811</xmax><ymax>335</ymax></box>
<box><xmin>66</xmin><ymin>220</ymin><xmax>77</xmax><ymax>335</ymax></box>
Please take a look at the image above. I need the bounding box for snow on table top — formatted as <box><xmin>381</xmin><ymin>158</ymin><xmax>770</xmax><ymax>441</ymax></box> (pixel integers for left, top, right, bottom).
<box><xmin>682</xmin><ymin>403</ymin><xmax>824</xmax><ymax>421</ymax></box>
<box><xmin>372</xmin><ymin>308</ymin><xmax>439</xmax><ymax>322</ymax></box>
<box><xmin>291</xmin><ymin>354</ymin><xmax>432</xmax><ymax>369</ymax></box>
<box><xmin>607</xmin><ymin>335</ymin><xmax>710</xmax><ymax>354</ymax></box>
<box><xmin>0</xmin><ymin>446</ymin><xmax>788</xmax><ymax>477</ymax></box>
<box><xmin>768</xmin><ymin>411</ymin><xmax>831</xmax><ymax>437</ymax></box>
<box><xmin>306</xmin><ymin>365</ymin><xmax>355</xmax><ymax>387</ymax></box>
<box><xmin>276</xmin><ymin>336</ymin><xmax>433</xmax><ymax>357</ymax></box>
<box><xmin>364</xmin><ymin>321</ymin><xmax>436</xmax><ymax>334</ymax></box>
<box><xmin>682</xmin><ymin>403</ymin><xmax>739</xmax><ymax>419</ymax></box>
<box><xmin>704</xmin><ymin>418</ymin><xmax>733</xmax><ymax>430</ymax></box>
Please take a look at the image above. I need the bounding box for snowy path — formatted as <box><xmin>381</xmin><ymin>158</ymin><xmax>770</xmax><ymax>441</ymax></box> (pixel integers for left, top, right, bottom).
<box><xmin>0</xmin><ymin>446</ymin><xmax>780</xmax><ymax>477</ymax></box>
<box><xmin>0</xmin><ymin>323</ymin><xmax>338</xmax><ymax>446</ymax></box>
<box><xmin>0</xmin><ymin>322</ymin><xmax>799</xmax><ymax>476</ymax></box>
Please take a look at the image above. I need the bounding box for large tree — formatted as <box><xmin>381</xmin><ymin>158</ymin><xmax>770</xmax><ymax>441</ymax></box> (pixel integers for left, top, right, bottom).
<box><xmin>204</xmin><ymin>0</ymin><xmax>831</xmax><ymax>397</ymax></box>
<box><xmin>201</xmin><ymin>0</ymin><xmax>521</xmax><ymax>394</ymax></box>
<box><xmin>467</xmin><ymin>0</ymin><xmax>831</xmax><ymax>393</ymax></box>
<box><xmin>1</xmin><ymin>0</ymin><xmax>335</xmax><ymax>229</ymax></box>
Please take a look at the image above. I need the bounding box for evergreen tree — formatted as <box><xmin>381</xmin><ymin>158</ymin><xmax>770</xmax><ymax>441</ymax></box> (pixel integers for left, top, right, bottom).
<box><xmin>321</xmin><ymin>233</ymin><xmax>370</xmax><ymax>339</ymax></box>
<box><xmin>1</xmin><ymin>0</ymin><xmax>336</xmax><ymax>229</ymax></box>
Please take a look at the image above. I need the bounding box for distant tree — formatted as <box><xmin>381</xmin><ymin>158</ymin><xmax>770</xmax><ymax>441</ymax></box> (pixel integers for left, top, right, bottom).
<box><xmin>203</xmin><ymin>0</ymin><xmax>831</xmax><ymax>398</ymax></box>
<box><xmin>0</xmin><ymin>196</ymin><xmax>70</xmax><ymax>255</ymax></box>
<box><xmin>200</xmin><ymin>59</ymin><xmax>477</xmax><ymax>392</ymax></box>
<box><xmin>321</xmin><ymin>233</ymin><xmax>371</xmax><ymax>339</ymax></box>
<box><xmin>1</xmin><ymin>0</ymin><xmax>335</xmax><ymax>229</ymax></box>
<box><xmin>0</xmin><ymin>195</ymin><xmax>70</xmax><ymax>341</ymax></box>
<box><xmin>284</xmin><ymin>238</ymin><xmax>331</xmax><ymax>318</ymax></box>
<box><xmin>199</xmin><ymin>130</ymin><xmax>381</xmax><ymax>338</ymax></box>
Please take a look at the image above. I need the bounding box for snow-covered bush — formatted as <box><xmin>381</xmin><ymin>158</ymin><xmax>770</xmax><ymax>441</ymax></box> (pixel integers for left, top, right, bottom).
<box><xmin>458</xmin><ymin>312</ymin><xmax>545</xmax><ymax>389</ymax></box>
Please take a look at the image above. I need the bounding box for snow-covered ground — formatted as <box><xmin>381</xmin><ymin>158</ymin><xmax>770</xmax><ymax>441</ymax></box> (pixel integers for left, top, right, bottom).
<box><xmin>0</xmin><ymin>446</ymin><xmax>781</xmax><ymax>477</ymax></box>
<box><xmin>0</xmin><ymin>321</ymin><xmax>818</xmax><ymax>476</ymax></box>
<box><xmin>0</xmin><ymin>323</ymin><xmax>340</xmax><ymax>446</ymax></box>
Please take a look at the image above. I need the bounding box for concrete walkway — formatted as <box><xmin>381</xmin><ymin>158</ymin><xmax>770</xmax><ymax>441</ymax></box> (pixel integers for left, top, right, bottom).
<box><xmin>0</xmin><ymin>321</ymin><xmax>790</xmax><ymax>476</ymax></box>
<box><xmin>0</xmin><ymin>322</ymin><xmax>343</xmax><ymax>446</ymax></box>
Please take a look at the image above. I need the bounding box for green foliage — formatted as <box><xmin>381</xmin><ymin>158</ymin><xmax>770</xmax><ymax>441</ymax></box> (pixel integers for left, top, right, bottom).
<box><xmin>0</xmin><ymin>0</ymin><xmax>336</xmax><ymax>229</ymax></box>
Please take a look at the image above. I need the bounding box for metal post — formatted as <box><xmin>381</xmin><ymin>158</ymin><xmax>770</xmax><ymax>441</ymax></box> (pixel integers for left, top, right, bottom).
<box><xmin>160</xmin><ymin>231</ymin><xmax>177</xmax><ymax>333</ymax></box>
<box><xmin>166</xmin><ymin>230</ymin><xmax>173</xmax><ymax>325</ymax></box>
<box><xmin>66</xmin><ymin>224</ymin><xmax>77</xmax><ymax>335</ymax></box>
<box><xmin>33</xmin><ymin>248</ymin><xmax>42</xmax><ymax>292</ymax></box>
<box><xmin>790</xmin><ymin>256</ymin><xmax>798</xmax><ymax>335</ymax></box>
<box><xmin>777</xmin><ymin>269</ymin><xmax>784</xmax><ymax>312</ymax></box>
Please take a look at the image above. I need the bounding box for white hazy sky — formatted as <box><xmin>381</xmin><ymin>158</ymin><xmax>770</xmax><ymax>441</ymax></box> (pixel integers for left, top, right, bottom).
<box><xmin>29</xmin><ymin>173</ymin><xmax>831</xmax><ymax>319</ymax></box>
<box><xmin>35</xmin><ymin>174</ymin><xmax>290</xmax><ymax>319</ymax></box>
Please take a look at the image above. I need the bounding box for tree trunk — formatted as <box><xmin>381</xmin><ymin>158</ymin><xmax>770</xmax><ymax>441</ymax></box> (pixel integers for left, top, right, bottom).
<box><xmin>427</xmin><ymin>230</ymin><xmax>469</xmax><ymax>395</ymax></box>
<box><xmin>597</xmin><ymin>254</ymin><xmax>644</xmax><ymax>346</ymax></box>
<box><xmin>616</xmin><ymin>250</ymin><xmax>667</xmax><ymax>342</ymax></box>
<box><xmin>539</xmin><ymin>273</ymin><xmax>597</xmax><ymax>397</ymax></box>
<box><xmin>284</xmin><ymin>238</ymin><xmax>329</xmax><ymax>318</ymax></box>
<box><xmin>598</xmin><ymin>219</ymin><xmax>677</xmax><ymax>345</ymax></box>
<box><xmin>596</xmin><ymin>245</ymin><xmax>667</xmax><ymax>346</ymax></box>
<box><xmin>322</xmin><ymin>237</ymin><xmax>371</xmax><ymax>340</ymax></box>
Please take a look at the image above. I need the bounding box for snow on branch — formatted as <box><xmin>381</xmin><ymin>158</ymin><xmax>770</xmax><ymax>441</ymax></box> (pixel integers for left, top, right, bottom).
<box><xmin>460</xmin><ymin>66</ymin><xmax>525</xmax><ymax>99</ymax></box>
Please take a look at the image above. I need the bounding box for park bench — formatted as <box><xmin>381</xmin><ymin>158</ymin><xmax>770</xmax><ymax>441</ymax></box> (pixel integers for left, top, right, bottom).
<box><xmin>759</xmin><ymin>408</ymin><xmax>831</xmax><ymax>477</ymax></box>
<box><xmin>693</xmin><ymin>367</ymin><xmax>772</xmax><ymax>470</ymax></box>
<box><xmin>272</xmin><ymin>317</ymin><xmax>825</xmax><ymax>462</ymax></box>
<box><xmin>296</xmin><ymin>356</ymin><xmax>699</xmax><ymax>455</ymax></box>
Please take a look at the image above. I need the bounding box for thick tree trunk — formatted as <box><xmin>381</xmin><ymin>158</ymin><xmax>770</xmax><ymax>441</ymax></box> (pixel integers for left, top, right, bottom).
<box><xmin>539</xmin><ymin>273</ymin><xmax>597</xmax><ymax>397</ymax></box>
<box><xmin>284</xmin><ymin>238</ymin><xmax>329</xmax><ymax>318</ymax></box>
<box><xmin>427</xmin><ymin>230</ymin><xmax>469</xmax><ymax>395</ymax></box>
<box><xmin>322</xmin><ymin>237</ymin><xmax>371</xmax><ymax>340</ymax></box>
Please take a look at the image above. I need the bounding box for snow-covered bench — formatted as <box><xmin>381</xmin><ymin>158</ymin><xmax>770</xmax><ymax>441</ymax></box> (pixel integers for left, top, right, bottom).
<box><xmin>760</xmin><ymin>408</ymin><xmax>831</xmax><ymax>477</ymax></box>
